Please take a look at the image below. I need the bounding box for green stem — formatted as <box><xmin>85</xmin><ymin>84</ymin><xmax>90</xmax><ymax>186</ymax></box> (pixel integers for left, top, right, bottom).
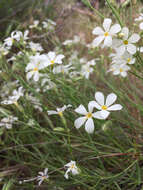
<box><xmin>105</xmin><ymin>0</ymin><xmax>123</xmax><ymax>27</ymax></box>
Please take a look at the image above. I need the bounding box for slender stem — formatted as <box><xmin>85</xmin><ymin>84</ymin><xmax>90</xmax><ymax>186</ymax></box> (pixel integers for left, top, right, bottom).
<box><xmin>105</xmin><ymin>0</ymin><xmax>123</xmax><ymax>27</ymax></box>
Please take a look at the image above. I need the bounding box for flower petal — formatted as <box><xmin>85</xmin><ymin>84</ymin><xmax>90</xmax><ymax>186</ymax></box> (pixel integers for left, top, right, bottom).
<box><xmin>92</xmin><ymin>27</ymin><xmax>104</xmax><ymax>35</ymax></box>
<box><xmin>127</xmin><ymin>44</ymin><xmax>136</xmax><ymax>54</ymax></box>
<box><xmin>47</xmin><ymin>110</ymin><xmax>58</xmax><ymax>115</ymax></box>
<box><xmin>95</xmin><ymin>91</ymin><xmax>104</xmax><ymax>106</ymax></box>
<box><xmin>88</xmin><ymin>102</ymin><xmax>95</xmax><ymax>112</ymax></box>
<box><xmin>118</xmin><ymin>45</ymin><xmax>126</xmax><ymax>55</ymax></box>
<box><xmin>139</xmin><ymin>22</ymin><xmax>143</xmax><ymax>30</ymax></box>
<box><xmin>100</xmin><ymin>110</ymin><xmax>110</xmax><ymax>119</ymax></box>
<box><xmin>128</xmin><ymin>34</ymin><xmax>140</xmax><ymax>43</ymax></box>
<box><xmin>74</xmin><ymin>105</ymin><xmax>87</xmax><ymax>115</ymax></box>
<box><xmin>54</xmin><ymin>54</ymin><xmax>65</xmax><ymax>64</ymax></box>
<box><xmin>105</xmin><ymin>93</ymin><xmax>117</xmax><ymax>107</ymax></box>
<box><xmin>107</xmin><ymin>104</ymin><xmax>123</xmax><ymax>111</ymax></box>
<box><xmin>47</xmin><ymin>51</ymin><xmax>55</xmax><ymax>60</ymax></box>
<box><xmin>85</xmin><ymin>118</ymin><xmax>94</xmax><ymax>133</ymax></box>
<box><xmin>103</xmin><ymin>18</ymin><xmax>112</xmax><ymax>32</ymax></box>
<box><xmin>109</xmin><ymin>24</ymin><xmax>121</xmax><ymax>35</ymax></box>
<box><xmin>74</xmin><ymin>117</ymin><xmax>86</xmax><ymax>129</ymax></box>
<box><xmin>121</xmin><ymin>71</ymin><xmax>127</xmax><ymax>77</ymax></box>
<box><xmin>92</xmin><ymin>36</ymin><xmax>104</xmax><ymax>47</ymax></box>
<box><xmin>89</xmin><ymin>101</ymin><xmax>101</xmax><ymax>110</ymax></box>
<box><xmin>122</xmin><ymin>27</ymin><xmax>129</xmax><ymax>39</ymax></box>
<box><xmin>92</xmin><ymin>111</ymin><xmax>104</xmax><ymax>119</ymax></box>
<box><xmin>104</xmin><ymin>36</ymin><xmax>112</xmax><ymax>47</ymax></box>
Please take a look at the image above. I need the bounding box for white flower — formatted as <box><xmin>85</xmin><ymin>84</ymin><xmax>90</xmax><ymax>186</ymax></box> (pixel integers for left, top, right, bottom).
<box><xmin>115</xmin><ymin>27</ymin><xmax>140</xmax><ymax>55</ymax></box>
<box><xmin>28</xmin><ymin>42</ymin><xmax>43</xmax><ymax>52</ymax></box>
<box><xmin>0</xmin><ymin>116</ymin><xmax>18</xmax><ymax>129</ymax></box>
<box><xmin>111</xmin><ymin>51</ymin><xmax>135</xmax><ymax>65</ymax></box>
<box><xmin>37</xmin><ymin>168</ymin><xmax>49</xmax><ymax>186</ymax></box>
<box><xmin>109</xmin><ymin>63</ymin><xmax>130</xmax><ymax>77</ymax></box>
<box><xmin>25</xmin><ymin>53</ymin><xmax>47</xmax><ymax>81</ymax></box>
<box><xmin>53</xmin><ymin>64</ymin><xmax>73</xmax><ymax>74</ymax></box>
<box><xmin>0</xmin><ymin>44</ymin><xmax>9</xmax><ymax>56</ymax></box>
<box><xmin>90</xmin><ymin>92</ymin><xmax>123</xmax><ymax>119</ymax></box>
<box><xmin>74</xmin><ymin>103</ymin><xmax>100</xmax><ymax>133</ymax></box>
<box><xmin>40</xmin><ymin>74</ymin><xmax>56</xmax><ymax>91</ymax></box>
<box><xmin>4</xmin><ymin>30</ymin><xmax>22</xmax><ymax>48</ymax></box>
<box><xmin>64</xmin><ymin>161</ymin><xmax>79</xmax><ymax>179</ymax></box>
<box><xmin>46</xmin><ymin>51</ymin><xmax>65</xmax><ymax>66</ymax></box>
<box><xmin>135</xmin><ymin>13</ymin><xmax>143</xmax><ymax>21</ymax></box>
<box><xmin>139</xmin><ymin>22</ymin><xmax>143</xmax><ymax>30</ymax></box>
<box><xmin>42</xmin><ymin>19</ymin><xmax>56</xmax><ymax>30</ymax></box>
<box><xmin>22</xmin><ymin>30</ymin><xmax>29</xmax><ymax>42</ymax></box>
<box><xmin>92</xmin><ymin>18</ymin><xmax>121</xmax><ymax>47</ymax></box>
<box><xmin>1</xmin><ymin>87</ymin><xmax>24</xmax><ymax>105</ymax></box>
<box><xmin>29</xmin><ymin>20</ymin><xmax>39</xmax><ymax>29</ymax></box>
<box><xmin>81</xmin><ymin>59</ymin><xmax>96</xmax><ymax>79</ymax></box>
<box><xmin>47</xmin><ymin>105</ymin><xmax>72</xmax><ymax>117</ymax></box>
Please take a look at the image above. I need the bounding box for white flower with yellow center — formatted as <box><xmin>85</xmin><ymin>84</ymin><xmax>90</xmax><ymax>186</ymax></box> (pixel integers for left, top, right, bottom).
<box><xmin>111</xmin><ymin>51</ymin><xmax>135</xmax><ymax>65</ymax></box>
<box><xmin>116</xmin><ymin>27</ymin><xmax>140</xmax><ymax>55</ymax></box>
<box><xmin>74</xmin><ymin>102</ymin><xmax>100</xmax><ymax>133</ymax></box>
<box><xmin>109</xmin><ymin>63</ymin><xmax>130</xmax><ymax>77</ymax></box>
<box><xmin>46</xmin><ymin>51</ymin><xmax>65</xmax><ymax>67</ymax></box>
<box><xmin>90</xmin><ymin>92</ymin><xmax>122</xmax><ymax>119</ymax></box>
<box><xmin>25</xmin><ymin>54</ymin><xmax>47</xmax><ymax>81</ymax></box>
<box><xmin>47</xmin><ymin>105</ymin><xmax>72</xmax><ymax>117</ymax></box>
<box><xmin>64</xmin><ymin>161</ymin><xmax>79</xmax><ymax>179</ymax></box>
<box><xmin>92</xmin><ymin>18</ymin><xmax>121</xmax><ymax>47</ymax></box>
<box><xmin>1</xmin><ymin>87</ymin><xmax>24</xmax><ymax>105</ymax></box>
<box><xmin>37</xmin><ymin>168</ymin><xmax>49</xmax><ymax>186</ymax></box>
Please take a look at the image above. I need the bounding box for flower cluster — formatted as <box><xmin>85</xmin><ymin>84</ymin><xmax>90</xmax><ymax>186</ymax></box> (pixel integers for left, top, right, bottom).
<box><xmin>92</xmin><ymin>18</ymin><xmax>140</xmax><ymax>77</ymax></box>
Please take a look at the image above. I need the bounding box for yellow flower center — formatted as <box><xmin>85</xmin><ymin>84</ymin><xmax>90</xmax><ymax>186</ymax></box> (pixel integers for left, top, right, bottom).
<box><xmin>86</xmin><ymin>112</ymin><xmax>92</xmax><ymax>118</ymax></box>
<box><xmin>104</xmin><ymin>32</ymin><xmax>109</xmax><ymax>37</ymax></box>
<box><xmin>101</xmin><ymin>105</ymin><xmax>107</xmax><ymax>110</ymax></box>
<box><xmin>127</xmin><ymin>58</ymin><xmax>131</xmax><ymax>63</ymax></box>
<box><xmin>42</xmin><ymin>176</ymin><xmax>47</xmax><ymax>180</ymax></box>
<box><xmin>70</xmin><ymin>164</ymin><xmax>75</xmax><ymax>169</ymax></box>
<box><xmin>120</xmin><ymin>68</ymin><xmax>123</xmax><ymax>72</ymax></box>
<box><xmin>58</xmin><ymin>111</ymin><xmax>63</xmax><ymax>117</ymax></box>
<box><xmin>123</xmin><ymin>40</ymin><xmax>128</xmax><ymax>45</ymax></box>
<box><xmin>51</xmin><ymin>60</ymin><xmax>55</xmax><ymax>64</ymax></box>
<box><xmin>33</xmin><ymin>67</ymin><xmax>38</xmax><ymax>71</ymax></box>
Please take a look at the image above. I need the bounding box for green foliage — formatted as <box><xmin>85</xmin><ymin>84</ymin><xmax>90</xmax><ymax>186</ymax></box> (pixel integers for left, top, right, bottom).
<box><xmin>0</xmin><ymin>0</ymin><xmax>143</xmax><ymax>190</ymax></box>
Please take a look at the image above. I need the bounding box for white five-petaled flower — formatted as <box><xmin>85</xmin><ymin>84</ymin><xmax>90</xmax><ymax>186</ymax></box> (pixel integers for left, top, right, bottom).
<box><xmin>111</xmin><ymin>51</ymin><xmax>135</xmax><ymax>65</ymax></box>
<box><xmin>92</xmin><ymin>18</ymin><xmax>121</xmax><ymax>47</ymax></box>
<box><xmin>108</xmin><ymin>63</ymin><xmax>130</xmax><ymax>77</ymax></box>
<box><xmin>25</xmin><ymin>53</ymin><xmax>47</xmax><ymax>81</ymax></box>
<box><xmin>64</xmin><ymin>161</ymin><xmax>79</xmax><ymax>179</ymax></box>
<box><xmin>115</xmin><ymin>27</ymin><xmax>140</xmax><ymax>55</ymax></box>
<box><xmin>1</xmin><ymin>87</ymin><xmax>24</xmax><ymax>105</ymax></box>
<box><xmin>81</xmin><ymin>59</ymin><xmax>96</xmax><ymax>79</ymax></box>
<box><xmin>47</xmin><ymin>104</ymin><xmax>72</xmax><ymax>117</ymax></box>
<box><xmin>74</xmin><ymin>102</ymin><xmax>100</xmax><ymax>133</ymax></box>
<box><xmin>46</xmin><ymin>51</ymin><xmax>65</xmax><ymax>67</ymax></box>
<box><xmin>37</xmin><ymin>168</ymin><xmax>49</xmax><ymax>186</ymax></box>
<box><xmin>90</xmin><ymin>92</ymin><xmax>123</xmax><ymax>119</ymax></box>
